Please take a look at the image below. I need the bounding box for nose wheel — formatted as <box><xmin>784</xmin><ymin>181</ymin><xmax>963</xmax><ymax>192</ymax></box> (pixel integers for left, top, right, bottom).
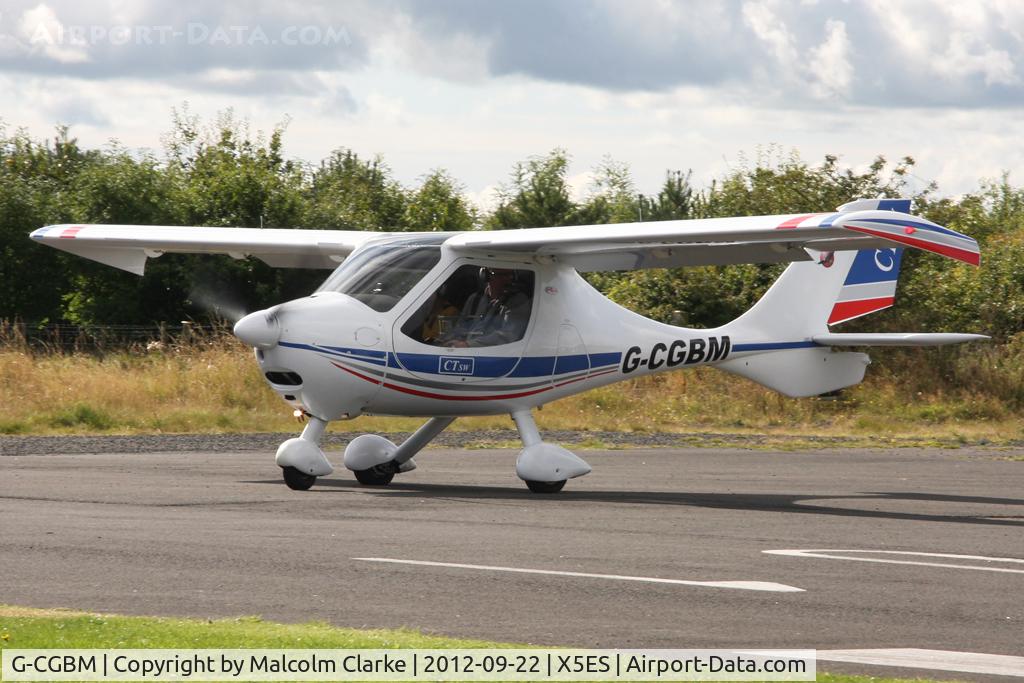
<box><xmin>282</xmin><ymin>466</ymin><xmax>316</xmax><ymax>491</ymax></box>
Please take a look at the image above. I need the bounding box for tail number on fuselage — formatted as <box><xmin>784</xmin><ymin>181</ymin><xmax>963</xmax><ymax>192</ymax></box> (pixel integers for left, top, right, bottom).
<box><xmin>621</xmin><ymin>336</ymin><xmax>730</xmax><ymax>374</ymax></box>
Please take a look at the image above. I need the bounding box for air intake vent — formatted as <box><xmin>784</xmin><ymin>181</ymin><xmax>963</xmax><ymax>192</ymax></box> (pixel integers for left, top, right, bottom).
<box><xmin>265</xmin><ymin>371</ymin><xmax>303</xmax><ymax>386</ymax></box>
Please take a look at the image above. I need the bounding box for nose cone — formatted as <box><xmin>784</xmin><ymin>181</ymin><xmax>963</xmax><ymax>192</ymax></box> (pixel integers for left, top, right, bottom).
<box><xmin>233</xmin><ymin>309</ymin><xmax>281</xmax><ymax>348</ymax></box>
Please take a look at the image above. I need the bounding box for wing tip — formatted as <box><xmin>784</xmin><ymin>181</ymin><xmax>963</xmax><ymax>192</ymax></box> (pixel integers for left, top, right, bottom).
<box><xmin>31</xmin><ymin>226</ymin><xmax>60</xmax><ymax>241</ymax></box>
<box><xmin>838</xmin><ymin>214</ymin><xmax>981</xmax><ymax>267</ymax></box>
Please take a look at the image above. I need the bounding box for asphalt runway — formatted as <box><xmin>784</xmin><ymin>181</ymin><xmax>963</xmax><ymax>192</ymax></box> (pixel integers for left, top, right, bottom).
<box><xmin>2</xmin><ymin>445</ymin><xmax>1023</xmax><ymax>680</ymax></box>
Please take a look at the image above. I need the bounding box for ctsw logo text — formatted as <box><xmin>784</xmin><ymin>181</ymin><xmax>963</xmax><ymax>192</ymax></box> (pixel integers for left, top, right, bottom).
<box><xmin>438</xmin><ymin>356</ymin><xmax>474</xmax><ymax>376</ymax></box>
<box><xmin>621</xmin><ymin>336</ymin><xmax>730</xmax><ymax>373</ymax></box>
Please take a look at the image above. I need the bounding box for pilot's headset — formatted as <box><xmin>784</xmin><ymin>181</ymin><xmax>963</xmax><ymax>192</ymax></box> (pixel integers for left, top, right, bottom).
<box><xmin>479</xmin><ymin>267</ymin><xmax>520</xmax><ymax>285</ymax></box>
<box><xmin>477</xmin><ymin>266</ymin><xmax>492</xmax><ymax>289</ymax></box>
<box><xmin>480</xmin><ymin>267</ymin><xmax>524</xmax><ymax>299</ymax></box>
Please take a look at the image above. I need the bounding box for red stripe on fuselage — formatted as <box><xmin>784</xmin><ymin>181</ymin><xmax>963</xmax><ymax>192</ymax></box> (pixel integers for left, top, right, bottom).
<box><xmin>330</xmin><ymin>361</ymin><xmax>617</xmax><ymax>401</ymax></box>
<box><xmin>828</xmin><ymin>297</ymin><xmax>895</xmax><ymax>325</ymax></box>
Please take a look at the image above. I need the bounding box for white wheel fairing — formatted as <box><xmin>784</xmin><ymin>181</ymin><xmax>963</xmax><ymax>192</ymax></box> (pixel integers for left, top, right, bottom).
<box><xmin>275</xmin><ymin>438</ymin><xmax>333</xmax><ymax>477</ymax></box>
<box><xmin>343</xmin><ymin>434</ymin><xmax>399</xmax><ymax>472</ymax></box>
<box><xmin>515</xmin><ymin>443</ymin><xmax>591</xmax><ymax>482</ymax></box>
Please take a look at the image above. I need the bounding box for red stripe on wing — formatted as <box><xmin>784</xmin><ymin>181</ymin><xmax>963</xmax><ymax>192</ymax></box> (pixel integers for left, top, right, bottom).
<box><xmin>776</xmin><ymin>214</ymin><xmax>822</xmax><ymax>229</ymax></box>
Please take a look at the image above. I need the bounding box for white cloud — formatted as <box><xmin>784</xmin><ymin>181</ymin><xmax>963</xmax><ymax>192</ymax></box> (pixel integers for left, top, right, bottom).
<box><xmin>742</xmin><ymin>0</ymin><xmax>799</xmax><ymax>71</ymax></box>
<box><xmin>17</xmin><ymin>3</ymin><xmax>90</xmax><ymax>63</ymax></box>
<box><xmin>566</xmin><ymin>171</ymin><xmax>595</xmax><ymax>203</ymax></box>
<box><xmin>808</xmin><ymin>19</ymin><xmax>853</xmax><ymax>99</ymax></box>
<box><xmin>464</xmin><ymin>183</ymin><xmax>500</xmax><ymax>215</ymax></box>
<box><xmin>936</xmin><ymin>32</ymin><xmax>1017</xmax><ymax>87</ymax></box>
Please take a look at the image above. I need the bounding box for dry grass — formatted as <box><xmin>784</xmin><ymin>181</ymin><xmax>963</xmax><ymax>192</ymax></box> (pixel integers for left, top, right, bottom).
<box><xmin>1</xmin><ymin>336</ymin><xmax>1021</xmax><ymax>443</ymax></box>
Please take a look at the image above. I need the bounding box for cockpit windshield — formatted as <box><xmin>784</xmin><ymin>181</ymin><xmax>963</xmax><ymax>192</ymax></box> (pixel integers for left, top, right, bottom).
<box><xmin>316</xmin><ymin>243</ymin><xmax>442</xmax><ymax>312</ymax></box>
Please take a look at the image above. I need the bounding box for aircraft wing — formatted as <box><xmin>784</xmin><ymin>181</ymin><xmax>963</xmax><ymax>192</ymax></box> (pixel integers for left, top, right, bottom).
<box><xmin>31</xmin><ymin>200</ymin><xmax>980</xmax><ymax>275</ymax></box>
<box><xmin>445</xmin><ymin>206</ymin><xmax>981</xmax><ymax>271</ymax></box>
<box><xmin>30</xmin><ymin>224</ymin><xmax>385</xmax><ymax>275</ymax></box>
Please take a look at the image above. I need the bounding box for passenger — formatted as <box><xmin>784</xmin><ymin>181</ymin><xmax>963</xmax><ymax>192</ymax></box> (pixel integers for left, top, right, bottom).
<box><xmin>419</xmin><ymin>287</ymin><xmax>459</xmax><ymax>344</ymax></box>
<box><xmin>446</xmin><ymin>268</ymin><xmax>492</xmax><ymax>343</ymax></box>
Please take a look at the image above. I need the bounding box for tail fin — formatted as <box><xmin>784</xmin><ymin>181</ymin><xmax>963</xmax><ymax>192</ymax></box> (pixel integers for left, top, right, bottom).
<box><xmin>711</xmin><ymin>198</ymin><xmax>984</xmax><ymax>397</ymax></box>
<box><xmin>727</xmin><ymin>244</ymin><xmax>904</xmax><ymax>340</ymax></box>
<box><xmin>828</xmin><ymin>247</ymin><xmax>902</xmax><ymax>325</ymax></box>
<box><xmin>717</xmin><ymin>244</ymin><xmax>983</xmax><ymax>396</ymax></box>
<box><xmin>716</xmin><ymin>250</ymin><xmax>873</xmax><ymax>397</ymax></box>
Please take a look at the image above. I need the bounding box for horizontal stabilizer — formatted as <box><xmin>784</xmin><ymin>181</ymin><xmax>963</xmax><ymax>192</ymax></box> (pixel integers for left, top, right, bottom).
<box><xmin>836</xmin><ymin>198</ymin><xmax>912</xmax><ymax>213</ymax></box>
<box><xmin>813</xmin><ymin>333</ymin><xmax>989</xmax><ymax>347</ymax></box>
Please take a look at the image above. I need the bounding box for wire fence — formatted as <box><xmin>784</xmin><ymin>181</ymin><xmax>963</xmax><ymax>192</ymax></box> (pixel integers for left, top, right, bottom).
<box><xmin>0</xmin><ymin>320</ymin><xmax>237</xmax><ymax>354</ymax></box>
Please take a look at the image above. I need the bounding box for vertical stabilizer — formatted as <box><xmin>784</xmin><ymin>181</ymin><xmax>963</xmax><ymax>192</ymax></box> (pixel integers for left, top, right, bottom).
<box><xmin>828</xmin><ymin>248</ymin><xmax>903</xmax><ymax>325</ymax></box>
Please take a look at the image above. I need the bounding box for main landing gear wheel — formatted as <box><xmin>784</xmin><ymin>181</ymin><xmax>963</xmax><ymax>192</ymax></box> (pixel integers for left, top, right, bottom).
<box><xmin>524</xmin><ymin>479</ymin><xmax>566</xmax><ymax>494</ymax></box>
<box><xmin>282</xmin><ymin>466</ymin><xmax>316</xmax><ymax>491</ymax></box>
<box><xmin>354</xmin><ymin>464</ymin><xmax>396</xmax><ymax>486</ymax></box>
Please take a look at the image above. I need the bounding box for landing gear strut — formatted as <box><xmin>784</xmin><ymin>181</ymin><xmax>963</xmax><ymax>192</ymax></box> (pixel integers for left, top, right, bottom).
<box><xmin>344</xmin><ymin>417</ymin><xmax>456</xmax><ymax>487</ymax></box>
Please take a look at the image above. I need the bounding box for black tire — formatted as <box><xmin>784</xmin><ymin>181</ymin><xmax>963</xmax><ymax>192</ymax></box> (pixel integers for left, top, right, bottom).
<box><xmin>282</xmin><ymin>466</ymin><xmax>316</xmax><ymax>491</ymax></box>
<box><xmin>354</xmin><ymin>465</ymin><xmax>396</xmax><ymax>486</ymax></box>
<box><xmin>525</xmin><ymin>479</ymin><xmax>566</xmax><ymax>494</ymax></box>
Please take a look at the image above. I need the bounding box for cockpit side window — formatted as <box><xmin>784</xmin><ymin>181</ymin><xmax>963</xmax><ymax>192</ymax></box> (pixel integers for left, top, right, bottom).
<box><xmin>316</xmin><ymin>244</ymin><xmax>442</xmax><ymax>312</ymax></box>
<box><xmin>401</xmin><ymin>264</ymin><xmax>535</xmax><ymax>347</ymax></box>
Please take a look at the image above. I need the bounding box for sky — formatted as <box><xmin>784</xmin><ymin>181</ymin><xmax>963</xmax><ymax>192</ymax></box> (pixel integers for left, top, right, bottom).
<box><xmin>2</xmin><ymin>0</ymin><xmax>1023</xmax><ymax>211</ymax></box>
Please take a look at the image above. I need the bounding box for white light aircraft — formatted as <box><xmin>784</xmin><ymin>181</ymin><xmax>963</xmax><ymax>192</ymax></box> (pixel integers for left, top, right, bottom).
<box><xmin>32</xmin><ymin>198</ymin><xmax>986</xmax><ymax>492</ymax></box>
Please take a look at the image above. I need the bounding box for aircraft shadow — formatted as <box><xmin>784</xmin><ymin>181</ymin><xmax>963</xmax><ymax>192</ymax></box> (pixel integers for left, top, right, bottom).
<box><xmin>248</xmin><ymin>478</ymin><xmax>1024</xmax><ymax>527</ymax></box>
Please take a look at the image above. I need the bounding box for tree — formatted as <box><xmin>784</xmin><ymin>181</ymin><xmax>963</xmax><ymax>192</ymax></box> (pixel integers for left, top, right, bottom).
<box><xmin>0</xmin><ymin>127</ymin><xmax>100</xmax><ymax>323</ymax></box>
<box><xmin>577</xmin><ymin>156</ymin><xmax>639</xmax><ymax>225</ymax></box>
<box><xmin>642</xmin><ymin>170</ymin><xmax>694</xmax><ymax>221</ymax></box>
<box><xmin>487</xmin><ymin>149</ymin><xmax>581</xmax><ymax>229</ymax></box>
<box><xmin>404</xmin><ymin>170</ymin><xmax>475</xmax><ymax>232</ymax></box>
<box><xmin>697</xmin><ymin>148</ymin><xmax>923</xmax><ymax>218</ymax></box>
<box><xmin>304</xmin><ymin>149</ymin><xmax>407</xmax><ymax>231</ymax></box>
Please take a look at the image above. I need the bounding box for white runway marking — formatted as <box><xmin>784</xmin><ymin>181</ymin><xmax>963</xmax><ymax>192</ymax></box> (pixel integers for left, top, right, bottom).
<box><xmin>818</xmin><ymin>649</ymin><xmax>1024</xmax><ymax>677</ymax></box>
<box><xmin>764</xmin><ymin>549</ymin><xmax>1024</xmax><ymax>574</ymax></box>
<box><xmin>353</xmin><ymin>557</ymin><xmax>804</xmax><ymax>592</ymax></box>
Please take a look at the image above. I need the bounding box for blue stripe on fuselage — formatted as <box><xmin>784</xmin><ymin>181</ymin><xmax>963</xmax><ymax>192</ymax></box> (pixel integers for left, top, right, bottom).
<box><xmin>279</xmin><ymin>341</ymin><xmax>387</xmax><ymax>365</ymax></box>
<box><xmin>391</xmin><ymin>351</ymin><xmax>623</xmax><ymax>378</ymax></box>
<box><xmin>281</xmin><ymin>340</ymin><xmax>622</xmax><ymax>378</ymax></box>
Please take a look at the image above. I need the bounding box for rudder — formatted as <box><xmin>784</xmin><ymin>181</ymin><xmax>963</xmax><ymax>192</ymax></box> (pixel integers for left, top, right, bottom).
<box><xmin>828</xmin><ymin>247</ymin><xmax>903</xmax><ymax>325</ymax></box>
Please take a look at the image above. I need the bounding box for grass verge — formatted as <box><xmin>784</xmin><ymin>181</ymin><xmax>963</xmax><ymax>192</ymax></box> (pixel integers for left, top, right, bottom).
<box><xmin>1</xmin><ymin>340</ymin><xmax>1022</xmax><ymax>446</ymax></box>
<box><xmin>0</xmin><ymin>606</ymin><xmax>948</xmax><ymax>683</ymax></box>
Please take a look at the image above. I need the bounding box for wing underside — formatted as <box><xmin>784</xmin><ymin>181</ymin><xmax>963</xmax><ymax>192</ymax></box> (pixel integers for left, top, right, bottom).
<box><xmin>30</xmin><ymin>224</ymin><xmax>384</xmax><ymax>275</ymax></box>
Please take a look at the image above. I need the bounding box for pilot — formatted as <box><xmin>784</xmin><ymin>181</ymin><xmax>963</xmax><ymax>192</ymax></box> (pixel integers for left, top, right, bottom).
<box><xmin>451</xmin><ymin>268</ymin><xmax>531</xmax><ymax>347</ymax></box>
